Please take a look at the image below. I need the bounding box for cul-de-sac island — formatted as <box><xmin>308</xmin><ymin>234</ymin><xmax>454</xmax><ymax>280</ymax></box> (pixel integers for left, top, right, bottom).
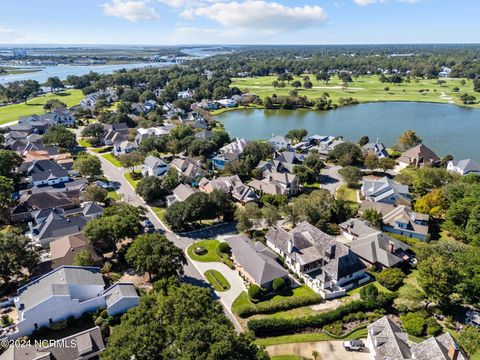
<box><xmin>1</xmin><ymin>1</ymin><xmax>480</xmax><ymax>360</ymax></box>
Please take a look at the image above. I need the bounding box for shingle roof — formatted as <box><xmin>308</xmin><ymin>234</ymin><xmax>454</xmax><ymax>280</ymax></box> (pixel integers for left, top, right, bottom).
<box><xmin>367</xmin><ymin>316</ymin><xmax>412</xmax><ymax>359</ymax></box>
<box><xmin>348</xmin><ymin>233</ymin><xmax>410</xmax><ymax>267</ymax></box>
<box><xmin>225</xmin><ymin>235</ymin><xmax>288</xmax><ymax>286</ymax></box>
<box><xmin>104</xmin><ymin>283</ymin><xmax>139</xmax><ymax>308</ymax></box>
<box><xmin>17</xmin><ymin>266</ymin><xmax>105</xmax><ymax>310</ymax></box>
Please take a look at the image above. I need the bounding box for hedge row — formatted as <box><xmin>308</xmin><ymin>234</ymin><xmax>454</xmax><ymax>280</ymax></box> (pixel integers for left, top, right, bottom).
<box><xmin>237</xmin><ymin>294</ymin><xmax>322</xmax><ymax>318</ymax></box>
<box><xmin>247</xmin><ymin>293</ymin><xmax>395</xmax><ymax>337</ymax></box>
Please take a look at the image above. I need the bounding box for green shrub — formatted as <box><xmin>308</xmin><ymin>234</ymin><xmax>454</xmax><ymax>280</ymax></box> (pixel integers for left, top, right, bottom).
<box><xmin>49</xmin><ymin>320</ymin><xmax>67</xmax><ymax>330</ymax></box>
<box><xmin>217</xmin><ymin>242</ymin><xmax>231</xmax><ymax>254</ymax></box>
<box><xmin>400</xmin><ymin>312</ymin><xmax>426</xmax><ymax>337</ymax></box>
<box><xmin>360</xmin><ymin>283</ymin><xmax>379</xmax><ymax>301</ymax></box>
<box><xmin>426</xmin><ymin>317</ymin><xmax>442</xmax><ymax>336</ymax></box>
<box><xmin>94</xmin><ymin>316</ymin><xmax>104</xmax><ymax>327</ymax></box>
<box><xmin>248</xmin><ymin>284</ymin><xmax>264</xmax><ymax>301</ymax></box>
<box><xmin>247</xmin><ymin>293</ymin><xmax>395</xmax><ymax>336</ymax></box>
<box><xmin>376</xmin><ymin>268</ymin><xmax>406</xmax><ymax>290</ymax></box>
<box><xmin>272</xmin><ymin>278</ymin><xmax>287</xmax><ymax>293</ymax></box>
<box><xmin>66</xmin><ymin>316</ymin><xmax>76</xmax><ymax>326</ymax></box>
<box><xmin>100</xmin><ymin>310</ymin><xmax>109</xmax><ymax>319</ymax></box>
<box><xmin>38</xmin><ymin>326</ymin><xmax>49</xmax><ymax>336</ymax></box>
<box><xmin>324</xmin><ymin>321</ymin><xmax>344</xmax><ymax>336</ymax></box>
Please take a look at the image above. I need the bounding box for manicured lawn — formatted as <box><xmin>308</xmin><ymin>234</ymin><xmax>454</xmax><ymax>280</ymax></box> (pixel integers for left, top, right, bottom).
<box><xmin>151</xmin><ymin>206</ymin><xmax>166</xmax><ymax>222</ymax></box>
<box><xmin>78</xmin><ymin>139</ymin><xmax>92</xmax><ymax>148</ymax></box>
<box><xmin>204</xmin><ymin>270</ymin><xmax>231</xmax><ymax>292</ymax></box>
<box><xmin>107</xmin><ymin>190</ymin><xmax>121</xmax><ymax>201</ymax></box>
<box><xmin>336</xmin><ymin>184</ymin><xmax>358</xmax><ymax>202</ymax></box>
<box><xmin>0</xmin><ymin>89</ymin><xmax>84</xmax><ymax>125</ymax></box>
<box><xmin>230</xmin><ymin>75</ymin><xmax>479</xmax><ymax>109</ymax></box>
<box><xmin>346</xmin><ymin>280</ymin><xmax>392</xmax><ymax>297</ymax></box>
<box><xmin>255</xmin><ymin>328</ymin><xmax>368</xmax><ymax>346</ymax></box>
<box><xmin>124</xmin><ymin>171</ymin><xmax>142</xmax><ymax>189</ymax></box>
<box><xmin>102</xmin><ymin>153</ymin><xmax>122</xmax><ymax>167</ymax></box>
<box><xmin>210</xmin><ymin>104</ymin><xmax>263</xmax><ymax>115</ymax></box>
<box><xmin>187</xmin><ymin>239</ymin><xmax>222</xmax><ymax>262</ymax></box>
<box><xmin>232</xmin><ymin>286</ymin><xmax>319</xmax><ymax>316</ymax></box>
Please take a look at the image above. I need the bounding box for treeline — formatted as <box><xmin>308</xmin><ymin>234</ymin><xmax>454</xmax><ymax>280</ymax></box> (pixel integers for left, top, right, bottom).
<box><xmin>188</xmin><ymin>44</ymin><xmax>480</xmax><ymax>79</ymax></box>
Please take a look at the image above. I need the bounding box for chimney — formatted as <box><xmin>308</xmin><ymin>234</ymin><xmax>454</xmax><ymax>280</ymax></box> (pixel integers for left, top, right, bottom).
<box><xmin>387</xmin><ymin>243</ymin><xmax>395</xmax><ymax>253</ymax></box>
<box><xmin>326</xmin><ymin>244</ymin><xmax>336</xmax><ymax>259</ymax></box>
<box><xmin>287</xmin><ymin>238</ymin><xmax>293</xmax><ymax>253</ymax></box>
<box><xmin>448</xmin><ymin>343</ymin><xmax>460</xmax><ymax>360</ymax></box>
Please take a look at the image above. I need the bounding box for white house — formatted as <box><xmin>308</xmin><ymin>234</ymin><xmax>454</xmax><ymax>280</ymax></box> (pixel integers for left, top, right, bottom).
<box><xmin>142</xmin><ymin>155</ymin><xmax>168</xmax><ymax>177</ymax></box>
<box><xmin>10</xmin><ymin>266</ymin><xmax>139</xmax><ymax>339</ymax></box>
<box><xmin>447</xmin><ymin>159</ymin><xmax>480</xmax><ymax>176</ymax></box>
<box><xmin>361</xmin><ymin>177</ymin><xmax>411</xmax><ymax>206</ymax></box>
<box><xmin>113</xmin><ymin>141</ymin><xmax>138</xmax><ymax>156</ymax></box>
<box><xmin>268</xmin><ymin>135</ymin><xmax>291</xmax><ymax>150</ymax></box>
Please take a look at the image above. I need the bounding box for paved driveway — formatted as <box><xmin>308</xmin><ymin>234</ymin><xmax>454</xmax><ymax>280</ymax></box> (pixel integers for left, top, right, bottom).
<box><xmin>266</xmin><ymin>340</ymin><xmax>370</xmax><ymax>360</ymax></box>
<box><xmin>321</xmin><ymin>164</ymin><xmax>344</xmax><ymax>194</ymax></box>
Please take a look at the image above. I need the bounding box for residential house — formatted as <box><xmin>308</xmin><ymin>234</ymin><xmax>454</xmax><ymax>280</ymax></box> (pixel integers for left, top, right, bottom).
<box><xmin>198</xmin><ymin>175</ymin><xmax>258</xmax><ymax>203</ymax></box>
<box><xmin>367</xmin><ymin>316</ymin><xmax>467</xmax><ymax>360</ymax></box>
<box><xmin>30</xmin><ymin>204</ymin><xmax>102</xmax><ymax>246</ymax></box>
<box><xmin>360</xmin><ymin>201</ymin><xmax>430</xmax><ymax>240</ymax></box>
<box><xmin>166</xmin><ymin>184</ymin><xmax>197</xmax><ymax>206</ymax></box>
<box><xmin>11</xmin><ymin>191</ymin><xmax>79</xmax><ymax>223</ymax></box>
<box><xmin>170</xmin><ymin>157</ymin><xmax>204</xmax><ymax>178</ymax></box>
<box><xmin>339</xmin><ymin>218</ymin><xmax>380</xmax><ymax>241</ymax></box>
<box><xmin>398</xmin><ymin>144</ymin><xmax>440</xmax><ymax>168</ymax></box>
<box><xmin>248</xmin><ymin>172</ymin><xmax>299</xmax><ymax>197</ymax></box>
<box><xmin>216</xmin><ymin>98</ymin><xmax>237</xmax><ymax>108</ymax></box>
<box><xmin>103</xmin><ymin>123</ymin><xmax>128</xmax><ymax>146</ymax></box>
<box><xmin>41</xmin><ymin>107</ymin><xmax>76</xmax><ymax>126</ymax></box>
<box><xmin>134</xmin><ymin>126</ymin><xmax>169</xmax><ymax>145</ymax></box>
<box><xmin>10</xmin><ymin>266</ymin><xmax>139</xmax><ymax>339</ymax></box>
<box><xmin>194</xmin><ymin>129</ymin><xmax>212</xmax><ymax>140</ymax></box>
<box><xmin>213</xmin><ymin>138</ymin><xmax>248</xmax><ymax>169</ymax></box>
<box><xmin>33</xmin><ymin>233</ymin><xmax>103</xmax><ymax>277</ymax></box>
<box><xmin>130</xmin><ymin>102</ymin><xmax>147</xmax><ymax>115</ymax></box>
<box><xmin>26</xmin><ymin>159</ymin><xmax>71</xmax><ymax>188</ymax></box>
<box><xmin>113</xmin><ymin>140</ymin><xmax>138</xmax><ymax>156</ymax></box>
<box><xmin>447</xmin><ymin>159</ymin><xmax>480</xmax><ymax>176</ymax></box>
<box><xmin>362</xmin><ymin>139</ymin><xmax>389</xmax><ymax>158</ymax></box>
<box><xmin>178</xmin><ymin>89</ymin><xmax>194</xmax><ymax>99</ymax></box>
<box><xmin>225</xmin><ymin>235</ymin><xmax>288</xmax><ymax>288</ymax></box>
<box><xmin>273</xmin><ymin>150</ymin><xmax>304</xmax><ymax>173</ymax></box>
<box><xmin>361</xmin><ymin>177</ymin><xmax>411</xmax><ymax>206</ymax></box>
<box><xmin>0</xmin><ymin>326</ymin><xmax>105</xmax><ymax>359</ymax></box>
<box><xmin>144</xmin><ymin>99</ymin><xmax>157</xmax><ymax>112</ymax></box>
<box><xmin>142</xmin><ymin>155</ymin><xmax>169</xmax><ymax>177</ymax></box>
<box><xmin>197</xmin><ymin>99</ymin><xmax>217</xmax><ymax>111</ymax></box>
<box><xmin>266</xmin><ymin>222</ymin><xmax>368</xmax><ymax>299</ymax></box>
<box><xmin>268</xmin><ymin>135</ymin><xmax>291</xmax><ymax>151</ymax></box>
<box><xmin>349</xmin><ymin>232</ymin><xmax>411</xmax><ymax>268</ymax></box>
<box><xmin>256</xmin><ymin>160</ymin><xmax>285</xmax><ymax>177</ymax></box>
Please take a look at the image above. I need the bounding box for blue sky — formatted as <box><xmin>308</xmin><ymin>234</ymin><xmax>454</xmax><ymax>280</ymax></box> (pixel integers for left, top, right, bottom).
<box><xmin>0</xmin><ymin>0</ymin><xmax>478</xmax><ymax>45</ymax></box>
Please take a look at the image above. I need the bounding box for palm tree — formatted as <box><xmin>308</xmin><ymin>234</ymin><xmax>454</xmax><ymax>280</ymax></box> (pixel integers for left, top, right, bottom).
<box><xmin>312</xmin><ymin>350</ymin><xmax>320</xmax><ymax>360</ymax></box>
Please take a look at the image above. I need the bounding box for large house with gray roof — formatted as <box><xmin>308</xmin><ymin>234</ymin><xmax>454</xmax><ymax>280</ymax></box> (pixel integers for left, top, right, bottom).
<box><xmin>361</xmin><ymin>177</ymin><xmax>411</xmax><ymax>206</ymax></box>
<box><xmin>9</xmin><ymin>266</ymin><xmax>139</xmax><ymax>339</ymax></box>
<box><xmin>265</xmin><ymin>222</ymin><xmax>368</xmax><ymax>299</ymax></box>
<box><xmin>0</xmin><ymin>326</ymin><xmax>105</xmax><ymax>360</ymax></box>
<box><xmin>398</xmin><ymin>144</ymin><xmax>440</xmax><ymax>168</ymax></box>
<box><xmin>225</xmin><ymin>235</ymin><xmax>288</xmax><ymax>288</ymax></box>
<box><xmin>367</xmin><ymin>316</ymin><xmax>467</xmax><ymax>360</ymax></box>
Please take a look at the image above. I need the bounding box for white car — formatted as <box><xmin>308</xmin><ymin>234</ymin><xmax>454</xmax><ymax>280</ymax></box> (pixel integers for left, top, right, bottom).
<box><xmin>343</xmin><ymin>340</ymin><xmax>365</xmax><ymax>351</ymax></box>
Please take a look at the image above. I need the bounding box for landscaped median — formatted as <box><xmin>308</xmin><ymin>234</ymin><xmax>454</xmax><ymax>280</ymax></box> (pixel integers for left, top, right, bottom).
<box><xmin>204</xmin><ymin>270</ymin><xmax>231</xmax><ymax>292</ymax></box>
<box><xmin>186</xmin><ymin>239</ymin><xmax>234</xmax><ymax>269</ymax></box>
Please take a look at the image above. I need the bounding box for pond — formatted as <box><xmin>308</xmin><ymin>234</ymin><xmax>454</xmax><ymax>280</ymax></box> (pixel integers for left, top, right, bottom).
<box><xmin>216</xmin><ymin>102</ymin><xmax>480</xmax><ymax>161</ymax></box>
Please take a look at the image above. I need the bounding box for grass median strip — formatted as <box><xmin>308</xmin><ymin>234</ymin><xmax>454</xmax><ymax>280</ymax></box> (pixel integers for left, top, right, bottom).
<box><xmin>101</xmin><ymin>153</ymin><xmax>122</xmax><ymax>167</ymax></box>
<box><xmin>204</xmin><ymin>270</ymin><xmax>231</xmax><ymax>292</ymax></box>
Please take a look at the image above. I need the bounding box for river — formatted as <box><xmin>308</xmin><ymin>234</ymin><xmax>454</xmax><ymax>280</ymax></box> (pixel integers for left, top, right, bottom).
<box><xmin>216</xmin><ymin>102</ymin><xmax>480</xmax><ymax>161</ymax></box>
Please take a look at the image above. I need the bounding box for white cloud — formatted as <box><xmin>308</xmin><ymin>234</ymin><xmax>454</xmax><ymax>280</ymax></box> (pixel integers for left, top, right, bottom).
<box><xmin>102</xmin><ymin>0</ymin><xmax>160</xmax><ymax>22</ymax></box>
<box><xmin>0</xmin><ymin>26</ymin><xmax>35</xmax><ymax>43</ymax></box>
<box><xmin>181</xmin><ymin>1</ymin><xmax>327</xmax><ymax>33</ymax></box>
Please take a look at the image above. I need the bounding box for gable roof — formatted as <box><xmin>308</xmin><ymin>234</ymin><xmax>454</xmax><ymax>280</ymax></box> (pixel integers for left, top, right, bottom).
<box><xmin>144</xmin><ymin>155</ymin><xmax>167</xmax><ymax>169</ymax></box>
<box><xmin>225</xmin><ymin>235</ymin><xmax>288</xmax><ymax>286</ymax></box>
<box><xmin>349</xmin><ymin>232</ymin><xmax>410</xmax><ymax>267</ymax></box>
<box><xmin>368</xmin><ymin>316</ymin><xmax>412</xmax><ymax>359</ymax></box>
<box><xmin>172</xmin><ymin>184</ymin><xmax>197</xmax><ymax>202</ymax></box>
<box><xmin>399</xmin><ymin>144</ymin><xmax>440</xmax><ymax>164</ymax></box>
<box><xmin>362</xmin><ymin>177</ymin><xmax>410</xmax><ymax>203</ymax></box>
<box><xmin>450</xmin><ymin>158</ymin><xmax>480</xmax><ymax>174</ymax></box>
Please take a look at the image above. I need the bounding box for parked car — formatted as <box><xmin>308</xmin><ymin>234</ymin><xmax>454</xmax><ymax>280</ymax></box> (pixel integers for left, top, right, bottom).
<box><xmin>343</xmin><ymin>340</ymin><xmax>365</xmax><ymax>351</ymax></box>
<box><xmin>0</xmin><ymin>299</ymin><xmax>14</xmax><ymax>309</ymax></box>
<box><xmin>143</xmin><ymin>219</ymin><xmax>155</xmax><ymax>233</ymax></box>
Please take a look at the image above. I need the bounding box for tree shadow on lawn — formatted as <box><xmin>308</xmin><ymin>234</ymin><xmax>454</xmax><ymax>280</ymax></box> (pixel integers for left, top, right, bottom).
<box><xmin>320</xmin><ymin>174</ymin><xmax>339</xmax><ymax>185</ymax></box>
